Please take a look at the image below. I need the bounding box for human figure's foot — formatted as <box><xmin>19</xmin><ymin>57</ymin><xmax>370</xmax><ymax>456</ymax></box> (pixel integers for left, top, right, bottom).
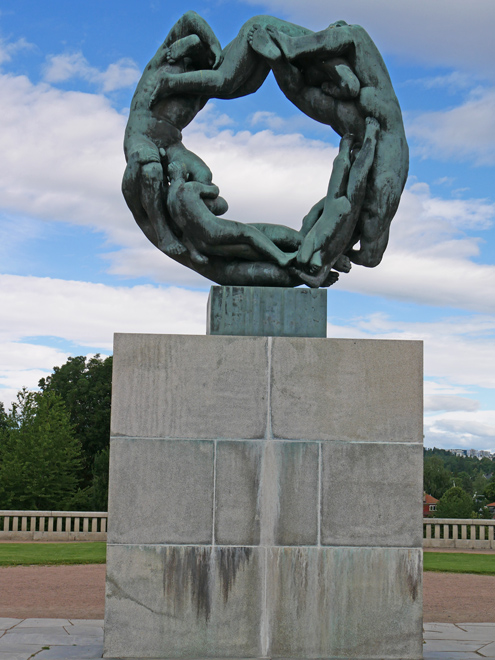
<box><xmin>248</xmin><ymin>25</ymin><xmax>282</xmax><ymax>61</ymax></box>
<box><xmin>265</xmin><ymin>26</ymin><xmax>294</xmax><ymax>60</ymax></box>
<box><xmin>165</xmin><ymin>35</ymin><xmax>201</xmax><ymax>64</ymax></box>
<box><xmin>162</xmin><ymin>238</ymin><xmax>188</xmax><ymax>257</ymax></box>
<box><xmin>365</xmin><ymin>116</ymin><xmax>380</xmax><ymax>140</ymax></box>
<box><xmin>321</xmin><ymin>269</ymin><xmax>339</xmax><ymax>286</ymax></box>
<box><xmin>187</xmin><ymin>244</ymin><xmax>209</xmax><ymax>265</ymax></box>
<box><xmin>309</xmin><ymin>250</ymin><xmax>323</xmax><ymax>273</ymax></box>
<box><xmin>278</xmin><ymin>250</ymin><xmax>298</xmax><ymax>267</ymax></box>
<box><xmin>333</xmin><ymin>254</ymin><xmax>351</xmax><ymax>273</ymax></box>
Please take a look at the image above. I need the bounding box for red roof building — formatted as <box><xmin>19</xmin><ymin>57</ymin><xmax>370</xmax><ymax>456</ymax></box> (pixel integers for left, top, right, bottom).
<box><xmin>423</xmin><ymin>493</ymin><xmax>438</xmax><ymax>516</ymax></box>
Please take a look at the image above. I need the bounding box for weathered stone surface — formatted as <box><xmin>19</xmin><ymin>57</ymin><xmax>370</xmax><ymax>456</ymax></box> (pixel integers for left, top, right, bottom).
<box><xmin>106</xmin><ymin>333</ymin><xmax>424</xmax><ymax>659</ymax></box>
<box><xmin>108</xmin><ymin>439</ymin><xmax>214</xmax><ymax>545</ymax></box>
<box><xmin>215</xmin><ymin>441</ymin><xmax>262</xmax><ymax>545</ymax></box>
<box><xmin>111</xmin><ymin>334</ymin><xmax>268</xmax><ymax>439</ymax></box>
<box><xmin>104</xmin><ymin>544</ymin><xmax>262</xmax><ymax>659</ymax></box>
<box><xmin>270</xmin><ymin>337</ymin><xmax>423</xmax><ymax>442</ymax></box>
<box><xmin>275</xmin><ymin>441</ymin><xmax>319</xmax><ymax>546</ymax></box>
<box><xmin>321</xmin><ymin>442</ymin><xmax>424</xmax><ymax>547</ymax></box>
<box><xmin>207</xmin><ymin>286</ymin><xmax>327</xmax><ymax>337</ymax></box>
<box><xmin>266</xmin><ymin>546</ymin><xmax>423</xmax><ymax>659</ymax></box>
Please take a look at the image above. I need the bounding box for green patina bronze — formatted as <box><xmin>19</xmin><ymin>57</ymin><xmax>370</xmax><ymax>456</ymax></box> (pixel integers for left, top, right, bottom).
<box><xmin>122</xmin><ymin>12</ymin><xmax>408</xmax><ymax>288</ymax></box>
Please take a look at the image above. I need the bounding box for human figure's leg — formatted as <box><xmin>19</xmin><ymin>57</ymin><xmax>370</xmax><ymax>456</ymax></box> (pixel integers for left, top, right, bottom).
<box><xmin>248</xmin><ymin>223</ymin><xmax>302</xmax><ymax>251</ymax></box>
<box><xmin>150</xmin><ymin>24</ymin><xmax>268</xmax><ymax>105</ymax></box>
<box><xmin>297</xmin><ymin>135</ymin><xmax>353</xmax><ymax>265</ymax></box>
<box><xmin>266</xmin><ymin>25</ymin><xmax>353</xmax><ymax>63</ymax></box>
<box><xmin>347</xmin><ymin>222</ymin><xmax>390</xmax><ymax>267</ymax></box>
<box><xmin>346</xmin><ymin>117</ymin><xmax>379</xmax><ymax>207</ymax></box>
<box><xmin>139</xmin><ymin>161</ymin><xmax>186</xmax><ymax>255</ymax></box>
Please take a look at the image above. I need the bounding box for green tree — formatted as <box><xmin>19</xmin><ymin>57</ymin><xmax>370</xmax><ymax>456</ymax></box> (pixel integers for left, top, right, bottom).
<box><xmin>0</xmin><ymin>401</ymin><xmax>7</xmax><ymax>431</ymax></box>
<box><xmin>435</xmin><ymin>486</ymin><xmax>475</xmax><ymax>519</ymax></box>
<box><xmin>424</xmin><ymin>456</ymin><xmax>453</xmax><ymax>499</ymax></box>
<box><xmin>0</xmin><ymin>389</ymin><xmax>82</xmax><ymax>510</ymax></box>
<box><xmin>456</xmin><ymin>471</ymin><xmax>474</xmax><ymax>495</ymax></box>
<box><xmin>39</xmin><ymin>355</ymin><xmax>112</xmax><ymax>488</ymax></box>
<box><xmin>484</xmin><ymin>478</ymin><xmax>495</xmax><ymax>504</ymax></box>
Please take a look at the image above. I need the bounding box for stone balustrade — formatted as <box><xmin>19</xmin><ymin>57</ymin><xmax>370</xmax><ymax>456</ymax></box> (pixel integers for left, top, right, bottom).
<box><xmin>424</xmin><ymin>517</ymin><xmax>495</xmax><ymax>549</ymax></box>
<box><xmin>1</xmin><ymin>512</ymin><xmax>493</xmax><ymax>548</ymax></box>
<box><xmin>0</xmin><ymin>510</ymin><xmax>107</xmax><ymax>541</ymax></box>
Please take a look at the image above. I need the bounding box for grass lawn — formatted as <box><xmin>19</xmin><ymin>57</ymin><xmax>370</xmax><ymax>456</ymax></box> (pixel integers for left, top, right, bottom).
<box><xmin>0</xmin><ymin>544</ymin><xmax>494</xmax><ymax>574</ymax></box>
<box><xmin>0</xmin><ymin>542</ymin><xmax>106</xmax><ymax>566</ymax></box>
<box><xmin>424</xmin><ymin>552</ymin><xmax>495</xmax><ymax>575</ymax></box>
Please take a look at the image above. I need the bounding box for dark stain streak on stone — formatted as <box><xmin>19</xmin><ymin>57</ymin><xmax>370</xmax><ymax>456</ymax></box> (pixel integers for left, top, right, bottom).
<box><xmin>162</xmin><ymin>546</ymin><xmax>213</xmax><ymax>621</ymax></box>
<box><xmin>218</xmin><ymin>546</ymin><xmax>251</xmax><ymax>604</ymax></box>
<box><xmin>399</xmin><ymin>552</ymin><xmax>421</xmax><ymax>602</ymax></box>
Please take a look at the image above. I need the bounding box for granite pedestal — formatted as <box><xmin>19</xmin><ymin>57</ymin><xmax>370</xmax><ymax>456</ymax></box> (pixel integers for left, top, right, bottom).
<box><xmin>104</xmin><ymin>292</ymin><xmax>424</xmax><ymax>660</ymax></box>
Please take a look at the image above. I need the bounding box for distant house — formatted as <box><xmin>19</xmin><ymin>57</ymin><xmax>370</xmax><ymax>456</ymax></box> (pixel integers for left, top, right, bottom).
<box><xmin>423</xmin><ymin>493</ymin><xmax>438</xmax><ymax>516</ymax></box>
<box><xmin>487</xmin><ymin>502</ymin><xmax>495</xmax><ymax>518</ymax></box>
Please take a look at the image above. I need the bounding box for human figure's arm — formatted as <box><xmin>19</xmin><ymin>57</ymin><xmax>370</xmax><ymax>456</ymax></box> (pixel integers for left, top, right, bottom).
<box><xmin>300</xmin><ymin>198</ymin><xmax>324</xmax><ymax>236</ymax></box>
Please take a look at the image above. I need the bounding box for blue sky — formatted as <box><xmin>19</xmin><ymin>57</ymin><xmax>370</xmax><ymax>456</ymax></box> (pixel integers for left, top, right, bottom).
<box><xmin>0</xmin><ymin>0</ymin><xmax>494</xmax><ymax>451</ymax></box>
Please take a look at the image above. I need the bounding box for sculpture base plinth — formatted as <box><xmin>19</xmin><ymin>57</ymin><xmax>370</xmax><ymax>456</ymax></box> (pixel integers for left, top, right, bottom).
<box><xmin>207</xmin><ymin>285</ymin><xmax>327</xmax><ymax>337</ymax></box>
<box><xmin>104</xmin><ymin>333</ymin><xmax>424</xmax><ymax>660</ymax></box>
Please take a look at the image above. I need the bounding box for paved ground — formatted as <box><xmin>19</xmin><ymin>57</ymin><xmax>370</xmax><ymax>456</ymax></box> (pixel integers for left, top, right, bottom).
<box><xmin>2</xmin><ymin>619</ymin><xmax>495</xmax><ymax>660</ymax></box>
<box><xmin>3</xmin><ymin>564</ymin><xmax>495</xmax><ymax>623</ymax></box>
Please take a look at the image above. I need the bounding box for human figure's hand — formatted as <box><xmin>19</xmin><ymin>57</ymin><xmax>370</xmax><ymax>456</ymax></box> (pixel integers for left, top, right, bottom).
<box><xmin>210</xmin><ymin>44</ymin><xmax>224</xmax><ymax>69</ymax></box>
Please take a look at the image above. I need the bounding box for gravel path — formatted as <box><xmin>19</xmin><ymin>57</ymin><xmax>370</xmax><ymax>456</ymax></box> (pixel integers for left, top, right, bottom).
<box><xmin>0</xmin><ymin>564</ymin><xmax>493</xmax><ymax>622</ymax></box>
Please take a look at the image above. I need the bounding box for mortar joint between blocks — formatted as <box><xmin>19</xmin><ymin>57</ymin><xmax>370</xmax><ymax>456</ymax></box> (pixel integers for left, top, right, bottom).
<box><xmin>266</xmin><ymin>337</ymin><xmax>273</xmax><ymax>442</ymax></box>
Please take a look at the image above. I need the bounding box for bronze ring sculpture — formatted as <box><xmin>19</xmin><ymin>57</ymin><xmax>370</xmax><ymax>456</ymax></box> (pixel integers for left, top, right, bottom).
<box><xmin>122</xmin><ymin>13</ymin><xmax>409</xmax><ymax>288</ymax></box>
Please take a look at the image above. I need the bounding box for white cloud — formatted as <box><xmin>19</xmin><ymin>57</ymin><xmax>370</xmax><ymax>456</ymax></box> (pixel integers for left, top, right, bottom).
<box><xmin>424</xmin><ymin>410</ymin><xmax>495</xmax><ymax>452</ymax></box>
<box><xmin>0</xmin><ymin>68</ymin><xmax>494</xmax><ymax>311</ymax></box>
<box><xmin>0</xmin><ymin>274</ymin><xmax>207</xmax><ymax>346</ymax></box>
<box><xmin>240</xmin><ymin>0</ymin><xmax>495</xmax><ymax>80</ymax></box>
<box><xmin>406</xmin><ymin>72</ymin><xmax>476</xmax><ymax>93</ymax></box>
<box><xmin>0</xmin><ymin>69</ymin><xmax>132</xmax><ymax>243</ymax></box>
<box><xmin>43</xmin><ymin>52</ymin><xmax>140</xmax><ymax>92</ymax></box>
<box><xmin>408</xmin><ymin>88</ymin><xmax>495</xmax><ymax>165</ymax></box>
<box><xmin>0</xmin><ymin>37</ymin><xmax>34</xmax><ymax>65</ymax></box>
<box><xmin>0</xmin><ymin>273</ymin><xmax>209</xmax><ymax>406</ymax></box>
<box><xmin>424</xmin><ymin>395</ymin><xmax>479</xmax><ymax>413</ymax></box>
<box><xmin>0</xmin><ymin>342</ymin><xmax>71</xmax><ymax>409</ymax></box>
<box><xmin>327</xmin><ymin>312</ymin><xmax>495</xmax><ymax>391</ymax></box>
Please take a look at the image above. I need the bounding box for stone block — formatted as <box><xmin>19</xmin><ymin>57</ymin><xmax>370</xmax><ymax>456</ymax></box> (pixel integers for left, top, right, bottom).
<box><xmin>104</xmin><ymin>544</ymin><xmax>263</xmax><ymax>659</ymax></box>
<box><xmin>270</xmin><ymin>337</ymin><xmax>423</xmax><ymax>442</ymax></box>
<box><xmin>215</xmin><ymin>441</ymin><xmax>262</xmax><ymax>545</ymax></box>
<box><xmin>111</xmin><ymin>334</ymin><xmax>268</xmax><ymax>439</ymax></box>
<box><xmin>321</xmin><ymin>442</ymin><xmax>424</xmax><ymax>547</ymax></box>
<box><xmin>108</xmin><ymin>439</ymin><xmax>214</xmax><ymax>545</ymax></box>
<box><xmin>266</xmin><ymin>546</ymin><xmax>423</xmax><ymax>659</ymax></box>
<box><xmin>207</xmin><ymin>286</ymin><xmax>327</xmax><ymax>337</ymax></box>
<box><xmin>274</xmin><ymin>442</ymin><xmax>319</xmax><ymax>546</ymax></box>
